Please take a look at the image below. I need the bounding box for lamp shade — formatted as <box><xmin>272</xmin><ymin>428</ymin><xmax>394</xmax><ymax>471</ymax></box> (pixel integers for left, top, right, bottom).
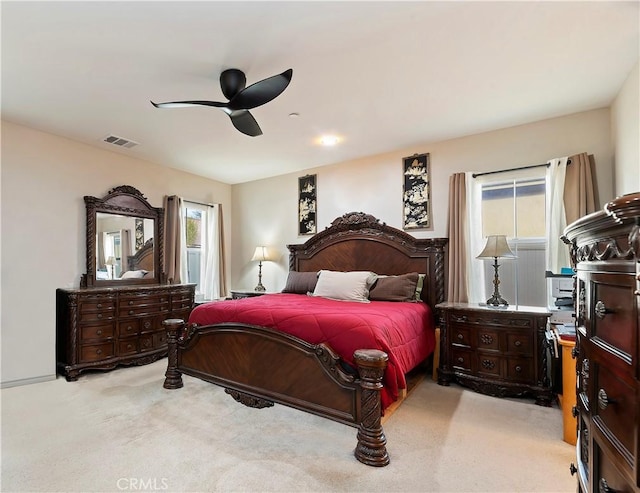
<box><xmin>476</xmin><ymin>235</ymin><xmax>516</xmax><ymax>259</ymax></box>
<box><xmin>105</xmin><ymin>256</ymin><xmax>116</xmax><ymax>266</ymax></box>
<box><xmin>251</xmin><ymin>246</ymin><xmax>271</xmax><ymax>262</ymax></box>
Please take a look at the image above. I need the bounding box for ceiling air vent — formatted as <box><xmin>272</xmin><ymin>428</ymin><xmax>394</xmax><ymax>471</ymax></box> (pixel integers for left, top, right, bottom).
<box><xmin>102</xmin><ymin>134</ymin><xmax>139</xmax><ymax>149</ymax></box>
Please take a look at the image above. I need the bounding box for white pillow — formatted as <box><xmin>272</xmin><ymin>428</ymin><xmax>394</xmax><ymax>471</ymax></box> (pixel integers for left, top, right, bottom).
<box><xmin>312</xmin><ymin>270</ymin><xmax>377</xmax><ymax>302</ymax></box>
<box><xmin>120</xmin><ymin>270</ymin><xmax>148</xmax><ymax>279</ymax></box>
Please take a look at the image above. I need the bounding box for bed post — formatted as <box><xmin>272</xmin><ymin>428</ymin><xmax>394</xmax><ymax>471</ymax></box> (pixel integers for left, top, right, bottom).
<box><xmin>353</xmin><ymin>349</ymin><xmax>390</xmax><ymax>467</ymax></box>
<box><xmin>163</xmin><ymin>318</ymin><xmax>185</xmax><ymax>389</ymax></box>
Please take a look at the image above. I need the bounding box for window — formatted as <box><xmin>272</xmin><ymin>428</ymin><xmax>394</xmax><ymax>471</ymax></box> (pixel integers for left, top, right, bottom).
<box><xmin>181</xmin><ymin>200</ymin><xmax>223</xmax><ymax>301</ymax></box>
<box><xmin>475</xmin><ymin>167</ymin><xmax>547</xmax><ymax>306</ymax></box>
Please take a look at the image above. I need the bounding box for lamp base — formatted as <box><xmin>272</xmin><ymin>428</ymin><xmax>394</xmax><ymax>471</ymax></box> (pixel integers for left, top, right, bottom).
<box><xmin>254</xmin><ymin>283</ymin><xmax>266</xmax><ymax>292</ymax></box>
<box><xmin>486</xmin><ymin>294</ymin><xmax>509</xmax><ymax>306</ymax></box>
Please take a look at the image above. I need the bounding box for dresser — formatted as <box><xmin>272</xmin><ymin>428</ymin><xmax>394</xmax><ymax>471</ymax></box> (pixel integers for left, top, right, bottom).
<box><xmin>563</xmin><ymin>192</ymin><xmax>640</xmax><ymax>493</ymax></box>
<box><xmin>57</xmin><ymin>283</ymin><xmax>195</xmax><ymax>381</ymax></box>
<box><xmin>436</xmin><ymin>302</ymin><xmax>553</xmax><ymax>406</ymax></box>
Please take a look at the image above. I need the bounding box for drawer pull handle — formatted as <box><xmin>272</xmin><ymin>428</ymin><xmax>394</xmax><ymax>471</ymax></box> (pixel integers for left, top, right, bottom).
<box><xmin>128</xmin><ymin>300</ymin><xmax>134</xmax><ymax>306</ymax></box>
<box><xmin>457</xmin><ymin>333</ymin><xmax>464</xmax><ymax>340</ymax></box>
<box><xmin>457</xmin><ymin>357</ymin><xmax>464</xmax><ymax>364</ymax></box>
<box><xmin>594</xmin><ymin>301</ymin><xmax>612</xmax><ymax>319</ymax></box>
<box><xmin>599</xmin><ymin>478</ymin><xmax>616</xmax><ymax>493</ymax></box>
<box><xmin>96</xmin><ymin>349</ymin><xmax>102</xmax><ymax>355</ymax></box>
<box><xmin>571</xmin><ymin>347</ymin><xmax>578</xmax><ymax>359</ymax></box>
<box><xmin>129</xmin><ymin>310</ymin><xmax>134</xmax><ymax>315</ymax></box>
<box><xmin>96</xmin><ymin>330</ymin><xmax>103</xmax><ymax>336</ymax></box>
<box><xmin>569</xmin><ymin>463</ymin><xmax>577</xmax><ymax>476</ymax></box>
<box><xmin>597</xmin><ymin>388</ymin><xmax>615</xmax><ymax>410</ymax></box>
<box><xmin>514</xmin><ymin>365</ymin><xmax>522</xmax><ymax>373</ymax></box>
<box><xmin>144</xmin><ymin>321</ymin><xmax>151</xmax><ymax>329</ymax></box>
<box><xmin>572</xmin><ymin>406</ymin><xmax>578</xmax><ymax>418</ymax></box>
<box><xmin>514</xmin><ymin>340</ymin><xmax>522</xmax><ymax>347</ymax></box>
<box><xmin>127</xmin><ymin>344</ymin><xmax>132</xmax><ymax>350</ymax></box>
<box><xmin>97</xmin><ymin>303</ymin><xmax>102</xmax><ymax>308</ymax></box>
<box><xmin>127</xmin><ymin>326</ymin><xmax>133</xmax><ymax>332</ymax></box>
<box><xmin>97</xmin><ymin>314</ymin><xmax>102</xmax><ymax>319</ymax></box>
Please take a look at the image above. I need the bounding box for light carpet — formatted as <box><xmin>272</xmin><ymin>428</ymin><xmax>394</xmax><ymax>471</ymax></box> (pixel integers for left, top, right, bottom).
<box><xmin>1</xmin><ymin>361</ymin><xmax>576</xmax><ymax>493</ymax></box>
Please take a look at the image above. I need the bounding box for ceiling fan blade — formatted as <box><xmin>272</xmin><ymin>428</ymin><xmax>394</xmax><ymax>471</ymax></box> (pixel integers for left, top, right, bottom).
<box><xmin>227</xmin><ymin>69</ymin><xmax>293</xmax><ymax>110</ymax></box>
<box><xmin>229</xmin><ymin>110</ymin><xmax>262</xmax><ymax>137</ymax></box>
<box><xmin>151</xmin><ymin>100</ymin><xmax>226</xmax><ymax>109</ymax></box>
<box><xmin>219</xmin><ymin>69</ymin><xmax>247</xmax><ymax>100</ymax></box>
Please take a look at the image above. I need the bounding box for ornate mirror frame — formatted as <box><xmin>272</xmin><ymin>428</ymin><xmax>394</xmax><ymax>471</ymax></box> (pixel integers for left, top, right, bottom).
<box><xmin>81</xmin><ymin>185</ymin><xmax>165</xmax><ymax>287</ymax></box>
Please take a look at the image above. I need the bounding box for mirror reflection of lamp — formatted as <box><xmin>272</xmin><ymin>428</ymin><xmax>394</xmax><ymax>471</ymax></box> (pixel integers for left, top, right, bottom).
<box><xmin>476</xmin><ymin>235</ymin><xmax>516</xmax><ymax>306</ymax></box>
<box><xmin>105</xmin><ymin>256</ymin><xmax>116</xmax><ymax>280</ymax></box>
<box><xmin>251</xmin><ymin>246</ymin><xmax>272</xmax><ymax>292</ymax></box>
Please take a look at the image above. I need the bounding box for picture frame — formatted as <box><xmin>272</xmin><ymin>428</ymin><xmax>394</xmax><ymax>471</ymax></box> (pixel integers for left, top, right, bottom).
<box><xmin>402</xmin><ymin>153</ymin><xmax>430</xmax><ymax>230</ymax></box>
<box><xmin>298</xmin><ymin>174</ymin><xmax>317</xmax><ymax>235</ymax></box>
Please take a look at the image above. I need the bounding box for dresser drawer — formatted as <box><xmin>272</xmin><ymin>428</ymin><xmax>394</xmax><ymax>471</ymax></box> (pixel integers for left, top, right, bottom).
<box><xmin>139</xmin><ymin>335</ymin><xmax>154</xmax><ymax>352</ymax></box>
<box><xmin>153</xmin><ymin>331</ymin><xmax>167</xmax><ymax>348</ymax></box>
<box><xmin>79</xmin><ymin>309</ymin><xmax>115</xmax><ymax>323</ymax></box>
<box><xmin>118</xmin><ymin>320</ymin><xmax>140</xmax><ymax>337</ymax></box>
<box><xmin>594</xmin><ymin>439</ymin><xmax>635</xmax><ymax>493</ymax></box>
<box><xmin>593</xmin><ymin>363</ymin><xmax>635</xmax><ymax>459</ymax></box>
<box><xmin>119</xmin><ymin>302</ymin><xmax>170</xmax><ymax>318</ymax></box>
<box><xmin>80</xmin><ymin>323</ymin><xmax>114</xmax><ymax>341</ymax></box>
<box><xmin>118</xmin><ymin>338</ymin><xmax>138</xmax><ymax>355</ymax></box>
<box><xmin>465</xmin><ymin>313</ymin><xmax>534</xmax><ymax>329</ymax></box>
<box><xmin>171</xmin><ymin>298</ymin><xmax>193</xmax><ymax>311</ymax></box>
<box><xmin>589</xmin><ymin>273</ymin><xmax>635</xmax><ymax>358</ymax></box>
<box><xmin>80</xmin><ymin>342</ymin><xmax>114</xmax><ymax>363</ymax></box>
<box><xmin>79</xmin><ymin>299</ymin><xmax>116</xmax><ymax>312</ymax></box>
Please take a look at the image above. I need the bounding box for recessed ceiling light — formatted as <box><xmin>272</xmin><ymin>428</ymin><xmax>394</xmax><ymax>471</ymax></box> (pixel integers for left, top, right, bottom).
<box><xmin>319</xmin><ymin>135</ymin><xmax>340</xmax><ymax>146</ymax></box>
<box><xmin>289</xmin><ymin>112</ymin><xmax>300</xmax><ymax>118</ymax></box>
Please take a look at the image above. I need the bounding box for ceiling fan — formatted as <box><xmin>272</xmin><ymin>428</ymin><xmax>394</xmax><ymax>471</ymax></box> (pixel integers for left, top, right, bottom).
<box><xmin>151</xmin><ymin>68</ymin><xmax>293</xmax><ymax>137</ymax></box>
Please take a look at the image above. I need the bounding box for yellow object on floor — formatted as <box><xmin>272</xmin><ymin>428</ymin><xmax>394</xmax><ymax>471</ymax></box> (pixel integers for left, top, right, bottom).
<box><xmin>558</xmin><ymin>338</ymin><xmax>577</xmax><ymax>445</ymax></box>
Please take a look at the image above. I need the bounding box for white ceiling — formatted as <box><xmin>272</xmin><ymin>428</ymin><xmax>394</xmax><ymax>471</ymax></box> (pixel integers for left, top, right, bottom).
<box><xmin>2</xmin><ymin>1</ymin><xmax>638</xmax><ymax>184</ymax></box>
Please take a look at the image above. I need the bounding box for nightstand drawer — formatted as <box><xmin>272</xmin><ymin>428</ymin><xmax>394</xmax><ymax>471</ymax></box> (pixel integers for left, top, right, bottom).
<box><xmin>477</xmin><ymin>354</ymin><xmax>501</xmax><ymax>377</ymax></box>
<box><xmin>507</xmin><ymin>333</ymin><xmax>533</xmax><ymax>355</ymax></box>
<box><xmin>450</xmin><ymin>325</ymin><xmax>472</xmax><ymax>347</ymax></box>
<box><xmin>477</xmin><ymin>329</ymin><xmax>500</xmax><ymax>351</ymax></box>
<box><xmin>451</xmin><ymin>348</ymin><xmax>472</xmax><ymax>371</ymax></box>
<box><xmin>506</xmin><ymin>357</ymin><xmax>533</xmax><ymax>382</ymax></box>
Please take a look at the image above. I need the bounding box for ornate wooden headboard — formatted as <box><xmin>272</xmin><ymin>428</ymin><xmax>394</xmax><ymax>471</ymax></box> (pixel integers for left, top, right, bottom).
<box><xmin>128</xmin><ymin>238</ymin><xmax>154</xmax><ymax>272</ymax></box>
<box><xmin>287</xmin><ymin>212</ymin><xmax>448</xmax><ymax>308</ymax></box>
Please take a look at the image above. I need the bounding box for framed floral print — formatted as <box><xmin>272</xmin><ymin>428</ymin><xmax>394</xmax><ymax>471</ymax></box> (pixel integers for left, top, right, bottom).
<box><xmin>298</xmin><ymin>174</ymin><xmax>317</xmax><ymax>235</ymax></box>
<box><xmin>403</xmin><ymin>153</ymin><xmax>430</xmax><ymax>230</ymax></box>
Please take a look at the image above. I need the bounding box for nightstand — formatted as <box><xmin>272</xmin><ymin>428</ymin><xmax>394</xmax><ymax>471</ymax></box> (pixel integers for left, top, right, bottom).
<box><xmin>436</xmin><ymin>301</ymin><xmax>553</xmax><ymax>406</ymax></box>
<box><xmin>230</xmin><ymin>290</ymin><xmax>271</xmax><ymax>300</ymax></box>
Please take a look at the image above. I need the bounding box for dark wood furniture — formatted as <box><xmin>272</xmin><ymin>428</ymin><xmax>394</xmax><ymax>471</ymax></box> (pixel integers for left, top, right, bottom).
<box><xmin>57</xmin><ymin>284</ymin><xmax>194</xmax><ymax>381</ymax></box>
<box><xmin>57</xmin><ymin>185</ymin><xmax>195</xmax><ymax>380</ymax></box>
<box><xmin>563</xmin><ymin>192</ymin><xmax>640</xmax><ymax>493</ymax></box>
<box><xmin>436</xmin><ymin>302</ymin><xmax>553</xmax><ymax>406</ymax></box>
<box><xmin>230</xmin><ymin>290</ymin><xmax>270</xmax><ymax>299</ymax></box>
<box><xmin>163</xmin><ymin>212</ymin><xmax>448</xmax><ymax>467</ymax></box>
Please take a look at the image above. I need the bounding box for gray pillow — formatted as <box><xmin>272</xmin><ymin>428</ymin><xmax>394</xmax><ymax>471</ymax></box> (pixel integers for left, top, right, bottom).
<box><xmin>282</xmin><ymin>271</ymin><xmax>319</xmax><ymax>294</ymax></box>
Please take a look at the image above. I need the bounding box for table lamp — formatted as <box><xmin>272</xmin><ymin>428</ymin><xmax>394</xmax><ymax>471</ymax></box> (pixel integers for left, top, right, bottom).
<box><xmin>476</xmin><ymin>235</ymin><xmax>516</xmax><ymax>306</ymax></box>
<box><xmin>251</xmin><ymin>246</ymin><xmax>272</xmax><ymax>292</ymax></box>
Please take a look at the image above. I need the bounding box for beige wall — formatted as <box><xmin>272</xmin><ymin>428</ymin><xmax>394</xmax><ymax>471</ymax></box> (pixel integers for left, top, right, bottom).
<box><xmin>232</xmin><ymin>108</ymin><xmax>614</xmax><ymax>294</ymax></box>
<box><xmin>612</xmin><ymin>60</ymin><xmax>640</xmax><ymax>196</ymax></box>
<box><xmin>1</xmin><ymin>121</ymin><xmax>232</xmax><ymax>386</ymax></box>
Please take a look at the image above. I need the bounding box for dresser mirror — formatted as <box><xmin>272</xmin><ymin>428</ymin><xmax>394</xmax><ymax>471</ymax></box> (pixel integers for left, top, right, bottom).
<box><xmin>81</xmin><ymin>185</ymin><xmax>165</xmax><ymax>287</ymax></box>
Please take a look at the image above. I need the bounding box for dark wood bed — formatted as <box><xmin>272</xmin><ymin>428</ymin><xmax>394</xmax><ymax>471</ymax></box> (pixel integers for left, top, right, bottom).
<box><xmin>162</xmin><ymin>212</ymin><xmax>447</xmax><ymax>466</ymax></box>
<box><xmin>127</xmin><ymin>237</ymin><xmax>154</xmax><ymax>272</ymax></box>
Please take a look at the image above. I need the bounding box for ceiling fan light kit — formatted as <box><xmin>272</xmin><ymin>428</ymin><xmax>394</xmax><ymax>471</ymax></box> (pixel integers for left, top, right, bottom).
<box><xmin>151</xmin><ymin>68</ymin><xmax>293</xmax><ymax>137</ymax></box>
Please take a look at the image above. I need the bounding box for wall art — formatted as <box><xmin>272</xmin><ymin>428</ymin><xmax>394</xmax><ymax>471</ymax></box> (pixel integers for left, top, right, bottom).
<box><xmin>403</xmin><ymin>153</ymin><xmax>430</xmax><ymax>230</ymax></box>
<box><xmin>298</xmin><ymin>174</ymin><xmax>317</xmax><ymax>235</ymax></box>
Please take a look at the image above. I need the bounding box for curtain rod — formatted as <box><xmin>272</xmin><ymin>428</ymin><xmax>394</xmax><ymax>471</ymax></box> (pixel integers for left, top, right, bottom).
<box><xmin>472</xmin><ymin>158</ymin><xmax>571</xmax><ymax>178</ymax></box>
<box><xmin>167</xmin><ymin>196</ymin><xmax>215</xmax><ymax>208</ymax></box>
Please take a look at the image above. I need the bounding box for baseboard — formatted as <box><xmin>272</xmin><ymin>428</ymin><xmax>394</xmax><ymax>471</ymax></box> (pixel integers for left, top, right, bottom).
<box><xmin>1</xmin><ymin>374</ymin><xmax>56</xmax><ymax>389</ymax></box>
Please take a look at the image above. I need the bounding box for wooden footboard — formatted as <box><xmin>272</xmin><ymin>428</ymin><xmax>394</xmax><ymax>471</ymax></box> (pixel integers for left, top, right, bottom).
<box><xmin>163</xmin><ymin>318</ymin><xmax>390</xmax><ymax>467</ymax></box>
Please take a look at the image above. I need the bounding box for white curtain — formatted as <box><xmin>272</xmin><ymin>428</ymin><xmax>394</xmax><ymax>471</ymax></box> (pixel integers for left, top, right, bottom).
<box><xmin>201</xmin><ymin>204</ymin><xmax>224</xmax><ymax>300</ymax></box>
<box><xmin>465</xmin><ymin>171</ymin><xmax>486</xmax><ymax>303</ymax></box>
<box><xmin>545</xmin><ymin>157</ymin><xmax>571</xmax><ymax>275</ymax></box>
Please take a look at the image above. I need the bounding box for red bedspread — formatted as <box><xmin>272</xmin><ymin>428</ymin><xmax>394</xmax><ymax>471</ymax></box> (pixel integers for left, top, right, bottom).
<box><xmin>189</xmin><ymin>293</ymin><xmax>436</xmax><ymax>409</ymax></box>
